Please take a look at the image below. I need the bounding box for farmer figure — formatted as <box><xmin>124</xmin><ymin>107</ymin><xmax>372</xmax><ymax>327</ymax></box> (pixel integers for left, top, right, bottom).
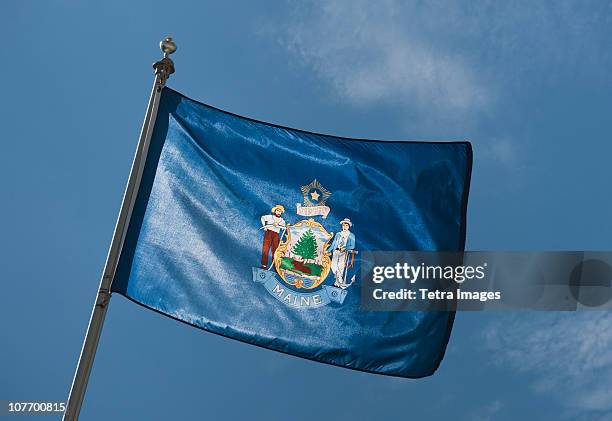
<box><xmin>260</xmin><ymin>205</ymin><xmax>286</xmax><ymax>269</ymax></box>
<box><xmin>329</xmin><ymin>218</ymin><xmax>355</xmax><ymax>287</ymax></box>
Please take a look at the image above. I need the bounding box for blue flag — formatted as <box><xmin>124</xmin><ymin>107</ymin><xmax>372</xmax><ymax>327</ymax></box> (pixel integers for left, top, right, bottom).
<box><xmin>112</xmin><ymin>88</ymin><xmax>472</xmax><ymax>378</ymax></box>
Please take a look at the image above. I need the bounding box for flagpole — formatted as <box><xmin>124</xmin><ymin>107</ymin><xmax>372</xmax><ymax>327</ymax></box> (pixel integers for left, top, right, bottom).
<box><xmin>63</xmin><ymin>36</ymin><xmax>177</xmax><ymax>421</ymax></box>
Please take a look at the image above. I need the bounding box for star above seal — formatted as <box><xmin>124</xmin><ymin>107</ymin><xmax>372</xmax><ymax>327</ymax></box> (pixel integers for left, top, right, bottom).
<box><xmin>300</xmin><ymin>179</ymin><xmax>332</xmax><ymax>206</ymax></box>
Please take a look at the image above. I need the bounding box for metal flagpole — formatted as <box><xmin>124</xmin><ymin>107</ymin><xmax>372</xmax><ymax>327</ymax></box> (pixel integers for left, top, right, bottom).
<box><xmin>63</xmin><ymin>36</ymin><xmax>177</xmax><ymax>421</ymax></box>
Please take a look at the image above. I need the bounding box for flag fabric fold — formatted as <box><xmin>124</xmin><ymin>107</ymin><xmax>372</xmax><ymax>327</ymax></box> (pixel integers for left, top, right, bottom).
<box><xmin>111</xmin><ymin>87</ymin><xmax>472</xmax><ymax>378</ymax></box>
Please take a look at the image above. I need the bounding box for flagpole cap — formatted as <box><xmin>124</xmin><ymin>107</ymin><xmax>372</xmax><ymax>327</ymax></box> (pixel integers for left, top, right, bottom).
<box><xmin>153</xmin><ymin>37</ymin><xmax>176</xmax><ymax>90</ymax></box>
<box><xmin>160</xmin><ymin>36</ymin><xmax>177</xmax><ymax>57</ymax></box>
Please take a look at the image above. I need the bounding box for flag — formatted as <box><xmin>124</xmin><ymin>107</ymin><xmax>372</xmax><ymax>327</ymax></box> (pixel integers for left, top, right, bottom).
<box><xmin>111</xmin><ymin>87</ymin><xmax>472</xmax><ymax>378</ymax></box>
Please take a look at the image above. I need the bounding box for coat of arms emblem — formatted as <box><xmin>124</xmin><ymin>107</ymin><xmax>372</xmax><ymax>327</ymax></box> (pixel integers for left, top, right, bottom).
<box><xmin>252</xmin><ymin>180</ymin><xmax>357</xmax><ymax>309</ymax></box>
<box><xmin>274</xmin><ymin>219</ymin><xmax>332</xmax><ymax>290</ymax></box>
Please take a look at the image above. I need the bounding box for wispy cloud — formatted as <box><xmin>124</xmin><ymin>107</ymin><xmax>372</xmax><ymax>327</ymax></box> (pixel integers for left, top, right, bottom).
<box><xmin>470</xmin><ymin>399</ymin><xmax>503</xmax><ymax>421</ymax></box>
<box><xmin>480</xmin><ymin>138</ymin><xmax>519</xmax><ymax>167</ymax></box>
<box><xmin>278</xmin><ymin>0</ymin><xmax>489</xmax><ymax>113</ymax></box>
<box><xmin>484</xmin><ymin>313</ymin><xmax>612</xmax><ymax>417</ymax></box>
<box><xmin>274</xmin><ymin>1</ymin><xmax>612</xmax><ymax>115</ymax></box>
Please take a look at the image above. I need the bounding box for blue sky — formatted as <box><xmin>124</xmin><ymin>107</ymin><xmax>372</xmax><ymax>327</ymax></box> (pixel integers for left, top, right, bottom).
<box><xmin>2</xmin><ymin>1</ymin><xmax>612</xmax><ymax>420</ymax></box>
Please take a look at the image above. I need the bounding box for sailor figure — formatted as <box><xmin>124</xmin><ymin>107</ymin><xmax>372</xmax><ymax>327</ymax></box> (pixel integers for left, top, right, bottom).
<box><xmin>329</xmin><ymin>218</ymin><xmax>355</xmax><ymax>288</ymax></box>
<box><xmin>260</xmin><ymin>205</ymin><xmax>286</xmax><ymax>269</ymax></box>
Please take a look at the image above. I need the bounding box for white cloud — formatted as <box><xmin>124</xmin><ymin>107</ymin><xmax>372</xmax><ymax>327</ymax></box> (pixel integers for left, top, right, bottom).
<box><xmin>279</xmin><ymin>0</ymin><xmax>489</xmax><ymax>113</ymax></box>
<box><xmin>471</xmin><ymin>399</ymin><xmax>503</xmax><ymax>421</ymax></box>
<box><xmin>479</xmin><ymin>138</ymin><xmax>519</xmax><ymax>167</ymax></box>
<box><xmin>484</xmin><ymin>313</ymin><xmax>612</xmax><ymax>417</ymax></box>
<box><xmin>275</xmin><ymin>1</ymin><xmax>612</xmax><ymax>115</ymax></box>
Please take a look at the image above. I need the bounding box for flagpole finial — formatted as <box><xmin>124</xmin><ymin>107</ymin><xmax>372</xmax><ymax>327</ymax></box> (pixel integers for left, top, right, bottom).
<box><xmin>153</xmin><ymin>36</ymin><xmax>176</xmax><ymax>91</ymax></box>
<box><xmin>160</xmin><ymin>36</ymin><xmax>177</xmax><ymax>57</ymax></box>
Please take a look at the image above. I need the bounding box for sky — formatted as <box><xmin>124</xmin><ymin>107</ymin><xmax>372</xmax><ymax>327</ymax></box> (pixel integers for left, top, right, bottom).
<box><xmin>2</xmin><ymin>1</ymin><xmax>612</xmax><ymax>420</ymax></box>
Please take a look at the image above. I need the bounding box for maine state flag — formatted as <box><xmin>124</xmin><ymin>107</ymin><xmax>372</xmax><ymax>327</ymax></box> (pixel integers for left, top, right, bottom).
<box><xmin>111</xmin><ymin>87</ymin><xmax>472</xmax><ymax>378</ymax></box>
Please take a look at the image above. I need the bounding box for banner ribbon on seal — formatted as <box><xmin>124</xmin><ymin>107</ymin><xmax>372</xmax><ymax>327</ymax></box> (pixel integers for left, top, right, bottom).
<box><xmin>252</xmin><ymin>267</ymin><xmax>347</xmax><ymax>309</ymax></box>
